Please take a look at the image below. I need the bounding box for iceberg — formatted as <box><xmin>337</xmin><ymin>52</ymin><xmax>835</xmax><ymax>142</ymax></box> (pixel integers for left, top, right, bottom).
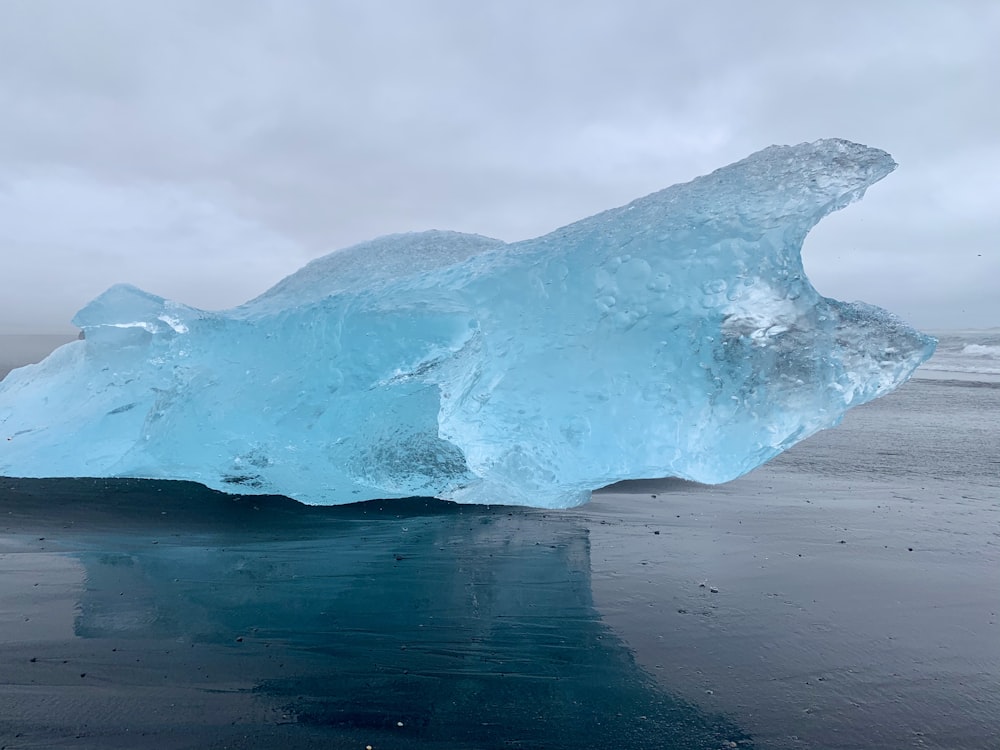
<box><xmin>0</xmin><ymin>139</ymin><xmax>936</xmax><ymax>508</ymax></box>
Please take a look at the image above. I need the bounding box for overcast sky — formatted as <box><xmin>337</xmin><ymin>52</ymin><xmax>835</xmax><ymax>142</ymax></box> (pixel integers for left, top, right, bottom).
<box><xmin>0</xmin><ymin>1</ymin><xmax>997</xmax><ymax>333</ymax></box>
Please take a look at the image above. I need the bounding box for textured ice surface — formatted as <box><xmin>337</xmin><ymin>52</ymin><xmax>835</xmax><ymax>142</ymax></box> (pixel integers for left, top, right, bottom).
<box><xmin>0</xmin><ymin>139</ymin><xmax>936</xmax><ymax>508</ymax></box>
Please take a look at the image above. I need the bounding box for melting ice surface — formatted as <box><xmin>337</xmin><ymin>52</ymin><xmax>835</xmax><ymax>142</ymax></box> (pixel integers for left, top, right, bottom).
<box><xmin>0</xmin><ymin>139</ymin><xmax>935</xmax><ymax>508</ymax></box>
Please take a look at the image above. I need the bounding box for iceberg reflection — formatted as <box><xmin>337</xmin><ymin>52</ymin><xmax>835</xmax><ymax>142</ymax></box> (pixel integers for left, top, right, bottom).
<box><xmin>2</xmin><ymin>478</ymin><xmax>751</xmax><ymax>749</ymax></box>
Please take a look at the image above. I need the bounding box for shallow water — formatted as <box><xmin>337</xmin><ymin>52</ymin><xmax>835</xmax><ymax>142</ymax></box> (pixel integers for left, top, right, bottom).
<box><xmin>1</xmin><ymin>338</ymin><xmax>998</xmax><ymax>749</ymax></box>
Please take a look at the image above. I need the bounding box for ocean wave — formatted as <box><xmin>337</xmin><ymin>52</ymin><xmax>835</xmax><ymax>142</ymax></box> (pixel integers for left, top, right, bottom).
<box><xmin>919</xmin><ymin>332</ymin><xmax>1000</xmax><ymax>378</ymax></box>
<box><xmin>961</xmin><ymin>344</ymin><xmax>1000</xmax><ymax>358</ymax></box>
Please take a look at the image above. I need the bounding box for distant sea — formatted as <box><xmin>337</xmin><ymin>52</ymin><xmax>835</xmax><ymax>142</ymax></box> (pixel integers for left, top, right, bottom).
<box><xmin>921</xmin><ymin>328</ymin><xmax>1000</xmax><ymax>380</ymax></box>
<box><xmin>1</xmin><ymin>331</ymin><xmax>998</xmax><ymax>749</ymax></box>
<box><xmin>0</xmin><ymin>333</ymin><xmax>78</xmax><ymax>380</ymax></box>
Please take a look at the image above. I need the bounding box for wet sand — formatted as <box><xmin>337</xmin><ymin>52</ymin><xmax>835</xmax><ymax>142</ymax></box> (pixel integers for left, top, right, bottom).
<box><xmin>1</xmin><ymin>484</ymin><xmax>752</xmax><ymax>750</ymax></box>
<box><xmin>1</xmin><ymin>342</ymin><xmax>998</xmax><ymax>747</ymax></box>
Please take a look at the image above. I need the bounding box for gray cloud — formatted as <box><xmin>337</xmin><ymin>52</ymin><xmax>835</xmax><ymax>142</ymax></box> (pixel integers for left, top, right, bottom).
<box><xmin>0</xmin><ymin>0</ymin><xmax>997</xmax><ymax>332</ymax></box>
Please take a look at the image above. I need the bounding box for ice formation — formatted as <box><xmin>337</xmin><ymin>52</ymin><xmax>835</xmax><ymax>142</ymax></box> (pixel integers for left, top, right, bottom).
<box><xmin>0</xmin><ymin>139</ymin><xmax>936</xmax><ymax>508</ymax></box>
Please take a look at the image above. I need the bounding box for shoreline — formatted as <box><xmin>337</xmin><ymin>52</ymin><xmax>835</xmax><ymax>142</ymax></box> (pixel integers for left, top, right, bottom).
<box><xmin>1</xmin><ymin>337</ymin><xmax>998</xmax><ymax>748</ymax></box>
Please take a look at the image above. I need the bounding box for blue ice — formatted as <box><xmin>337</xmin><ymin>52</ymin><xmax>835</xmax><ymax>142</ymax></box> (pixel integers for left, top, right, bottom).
<box><xmin>0</xmin><ymin>140</ymin><xmax>936</xmax><ymax>507</ymax></box>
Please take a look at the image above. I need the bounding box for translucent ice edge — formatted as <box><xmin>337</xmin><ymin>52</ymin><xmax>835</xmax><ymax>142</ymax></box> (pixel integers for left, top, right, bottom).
<box><xmin>0</xmin><ymin>139</ymin><xmax>936</xmax><ymax>508</ymax></box>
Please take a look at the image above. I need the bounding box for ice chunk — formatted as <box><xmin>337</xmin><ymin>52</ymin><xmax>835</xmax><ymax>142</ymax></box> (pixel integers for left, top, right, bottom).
<box><xmin>0</xmin><ymin>139</ymin><xmax>936</xmax><ymax>508</ymax></box>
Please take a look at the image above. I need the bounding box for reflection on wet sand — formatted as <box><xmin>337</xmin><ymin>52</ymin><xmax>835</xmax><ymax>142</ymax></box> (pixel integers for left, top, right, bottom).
<box><xmin>0</xmin><ymin>478</ymin><xmax>750</xmax><ymax>749</ymax></box>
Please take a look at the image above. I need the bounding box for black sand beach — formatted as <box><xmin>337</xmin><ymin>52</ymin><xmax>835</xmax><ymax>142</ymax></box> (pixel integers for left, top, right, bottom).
<box><xmin>1</xmin><ymin>338</ymin><xmax>998</xmax><ymax>749</ymax></box>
